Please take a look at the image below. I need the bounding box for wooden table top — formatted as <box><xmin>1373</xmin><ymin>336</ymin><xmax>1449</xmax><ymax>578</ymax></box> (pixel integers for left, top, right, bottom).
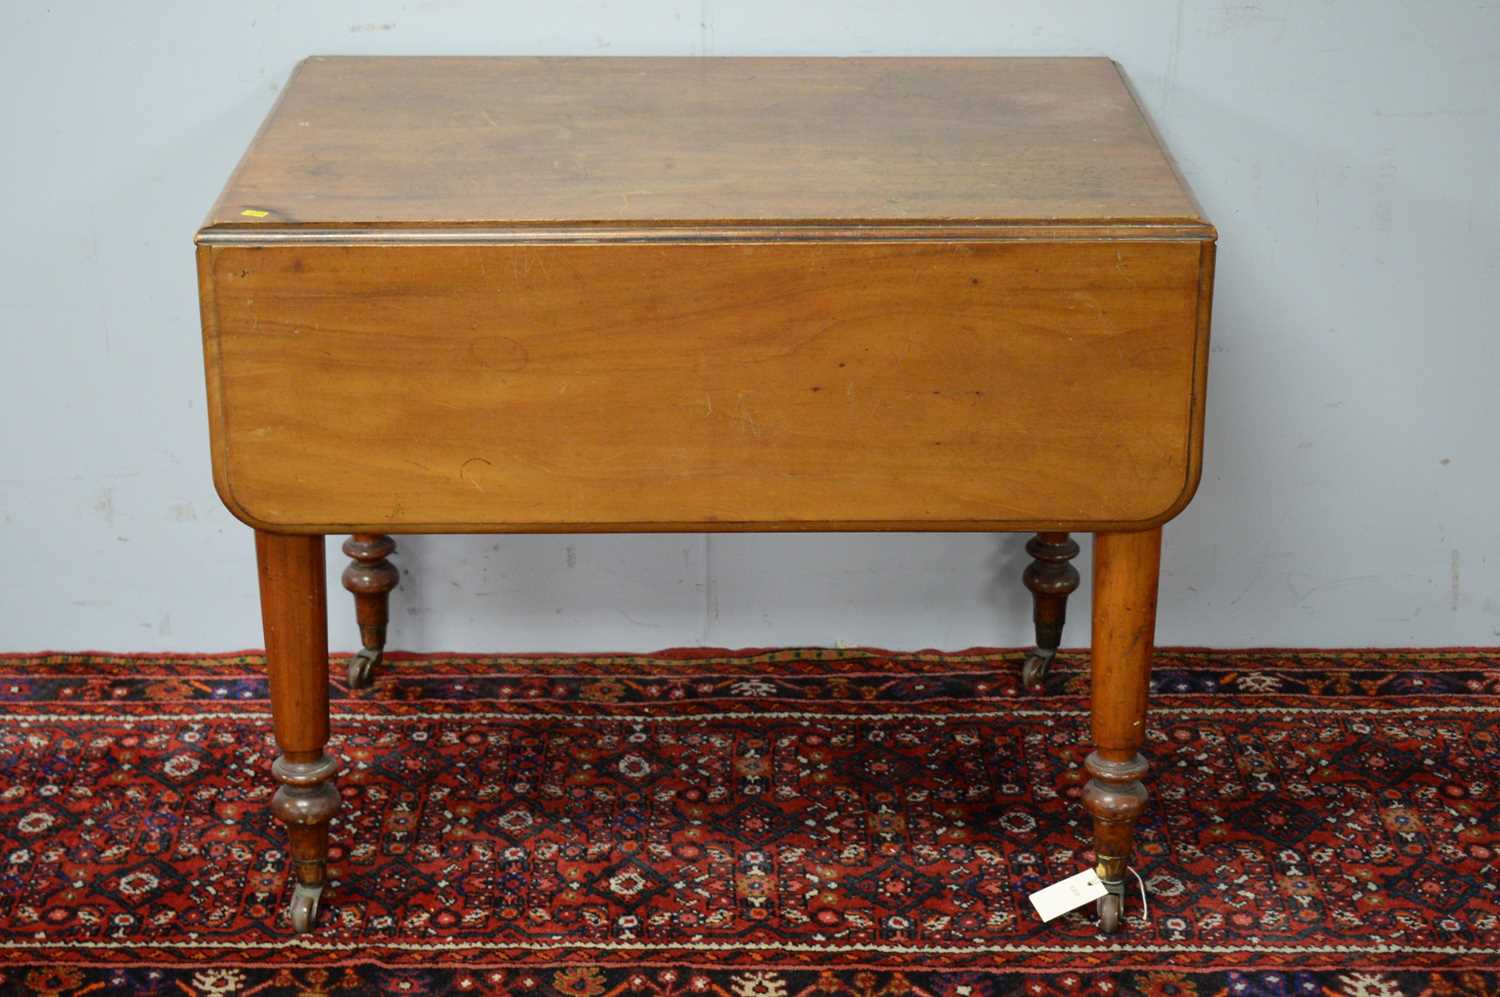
<box><xmin>203</xmin><ymin>56</ymin><xmax>1209</xmax><ymax>238</ymax></box>
<box><xmin>198</xmin><ymin>56</ymin><xmax>1215</xmax><ymax>535</ymax></box>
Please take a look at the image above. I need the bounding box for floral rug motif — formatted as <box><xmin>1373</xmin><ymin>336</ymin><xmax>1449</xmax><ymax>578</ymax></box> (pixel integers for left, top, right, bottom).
<box><xmin>0</xmin><ymin>647</ymin><xmax>1495</xmax><ymax>995</ymax></box>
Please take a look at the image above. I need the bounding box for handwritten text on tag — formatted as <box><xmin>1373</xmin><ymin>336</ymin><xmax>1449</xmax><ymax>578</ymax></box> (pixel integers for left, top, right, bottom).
<box><xmin>1029</xmin><ymin>868</ymin><xmax>1108</xmax><ymax>922</ymax></box>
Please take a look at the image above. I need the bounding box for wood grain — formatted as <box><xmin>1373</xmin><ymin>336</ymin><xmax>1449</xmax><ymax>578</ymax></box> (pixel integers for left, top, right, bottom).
<box><xmin>204</xmin><ymin>56</ymin><xmax>1209</xmax><ymax>233</ymax></box>
<box><xmin>197</xmin><ymin>56</ymin><xmax>1217</xmax><ymax>535</ymax></box>
<box><xmin>200</xmin><ymin>238</ymin><xmax>1209</xmax><ymax>533</ymax></box>
<box><xmin>1089</xmin><ymin>528</ymin><xmax>1162</xmax><ymax>762</ymax></box>
<box><xmin>255</xmin><ymin>531</ymin><xmax>330</xmax><ymax>759</ymax></box>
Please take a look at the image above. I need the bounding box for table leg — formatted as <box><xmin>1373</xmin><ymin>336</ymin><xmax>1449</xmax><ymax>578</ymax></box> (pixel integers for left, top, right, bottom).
<box><xmin>1021</xmin><ymin>532</ymin><xmax>1080</xmax><ymax>687</ymax></box>
<box><xmin>341</xmin><ymin>534</ymin><xmax>398</xmax><ymax>689</ymax></box>
<box><xmin>256</xmin><ymin>531</ymin><xmax>340</xmax><ymax>933</ymax></box>
<box><xmin>1084</xmin><ymin>527</ymin><xmax>1161</xmax><ymax>933</ymax></box>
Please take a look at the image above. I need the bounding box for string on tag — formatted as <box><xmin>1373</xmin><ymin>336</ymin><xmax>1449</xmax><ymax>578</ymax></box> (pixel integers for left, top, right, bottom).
<box><xmin>1128</xmin><ymin>866</ymin><xmax>1149</xmax><ymax>922</ymax></box>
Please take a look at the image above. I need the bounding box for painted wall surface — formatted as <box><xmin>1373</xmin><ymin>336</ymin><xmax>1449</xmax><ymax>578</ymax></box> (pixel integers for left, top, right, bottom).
<box><xmin>2</xmin><ymin>2</ymin><xmax>1497</xmax><ymax>653</ymax></box>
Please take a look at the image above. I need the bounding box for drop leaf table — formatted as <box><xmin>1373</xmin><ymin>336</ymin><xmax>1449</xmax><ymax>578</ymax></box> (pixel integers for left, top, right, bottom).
<box><xmin>195</xmin><ymin>56</ymin><xmax>1216</xmax><ymax>934</ymax></box>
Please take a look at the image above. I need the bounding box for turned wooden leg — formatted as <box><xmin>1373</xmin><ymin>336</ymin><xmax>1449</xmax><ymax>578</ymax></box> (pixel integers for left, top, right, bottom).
<box><xmin>1083</xmin><ymin>527</ymin><xmax>1161</xmax><ymax>934</ymax></box>
<box><xmin>341</xmin><ymin>534</ymin><xmax>397</xmax><ymax>690</ymax></box>
<box><xmin>256</xmin><ymin>531</ymin><xmax>340</xmax><ymax>933</ymax></box>
<box><xmin>1020</xmin><ymin>532</ymin><xmax>1080</xmax><ymax>687</ymax></box>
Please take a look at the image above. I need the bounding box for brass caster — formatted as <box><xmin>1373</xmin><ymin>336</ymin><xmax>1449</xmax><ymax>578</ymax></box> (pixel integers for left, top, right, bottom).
<box><xmin>288</xmin><ymin>881</ymin><xmax>324</xmax><ymax>933</ymax></box>
<box><xmin>347</xmin><ymin>648</ymin><xmax>380</xmax><ymax>690</ymax></box>
<box><xmin>1096</xmin><ymin>891</ymin><xmax>1122</xmax><ymax>934</ymax></box>
<box><xmin>1021</xmin><ymin>648</ymin><xmax>1056</xmax><ymax>688</ymax></box>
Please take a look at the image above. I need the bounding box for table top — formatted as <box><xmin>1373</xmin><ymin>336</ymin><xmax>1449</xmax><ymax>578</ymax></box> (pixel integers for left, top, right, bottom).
<box><xmin>199</xmin><ymin>56</ymin><xmax>1215</xmax><ymax>535</ymax></box>
<box><xmin>203</xmin><ymin>56</ymin><xmax>1210</xmax><ymax>238</ymax></box>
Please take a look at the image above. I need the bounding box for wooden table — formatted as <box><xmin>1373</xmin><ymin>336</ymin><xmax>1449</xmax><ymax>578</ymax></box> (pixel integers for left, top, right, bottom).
<box><xmin>195</xmin><ymin>56</ymin><xmax>1216</xmax><ymax>934</ymax></box>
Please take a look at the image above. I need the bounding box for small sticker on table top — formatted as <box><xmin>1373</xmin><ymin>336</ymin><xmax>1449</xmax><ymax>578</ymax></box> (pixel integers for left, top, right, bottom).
<box><xmin>239</xmin><ymin>208</ymin><xmax>270</xmax><ymax>218</ymax></box>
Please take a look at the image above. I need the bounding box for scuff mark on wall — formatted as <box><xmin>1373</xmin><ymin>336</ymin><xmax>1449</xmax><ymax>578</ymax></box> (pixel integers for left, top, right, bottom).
<box><xmin>1163</xmin><ymin>0</ymin><xmax>1185</xmax><ymax>112</ymax></box>
<box><xmin>93</xmin><ymin>489</ymin><xmax>115</xmax><ymax>527</ymax></box>
<box><xmin>1451</xmin><ymin>549</ymin><xmax>1460</xmax><ymax>611</ymax></box>
<box><xmin>618</xmin><ymin>609</ymin><xmax>663</xmax><ymax>629</ymax></box>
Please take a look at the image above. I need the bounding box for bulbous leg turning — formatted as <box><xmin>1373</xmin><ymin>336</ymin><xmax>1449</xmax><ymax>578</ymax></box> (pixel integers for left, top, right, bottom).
<box><xmin>273</xmin><ymin>753</ymin><xmax>340</xmax><ymax>932</ymax></box>
<box><xmin>1021</xmin><ymin>532</ymin><xmax>1080</xmax><ymax>687</ymax></box>
<box><xmin>341</xmin><ymin>534</ymin><xmax>397</xmax><ymax>690</ymax></box>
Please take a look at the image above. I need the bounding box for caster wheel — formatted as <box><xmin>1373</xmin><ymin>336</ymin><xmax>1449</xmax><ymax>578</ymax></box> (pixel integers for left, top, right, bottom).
<box><xmin>1096</xmin><ymin>892</ymin><xmax>1122</xmax><ymax>934</ymax></box>
<box><xmin>347</xmin><ymin>648</ymin><xmax>381</xmax><ymax>690</ymax></box>
<box><xmin>288</xmin><ymin>882</ymin><xmax>324</xmax><ymax>933</ymax></box>
<box><xmin>1021</xmin><ymin>649</ymin><xmax>1055</xmax><ymax>688</ymax></box>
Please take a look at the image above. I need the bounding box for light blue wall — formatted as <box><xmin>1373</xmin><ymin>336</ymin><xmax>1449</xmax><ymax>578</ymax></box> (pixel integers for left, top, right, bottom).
<box><xmin>2</xmin><ymin>2</ymin><xmax>1496</xmax><ymax>651</ymax></box>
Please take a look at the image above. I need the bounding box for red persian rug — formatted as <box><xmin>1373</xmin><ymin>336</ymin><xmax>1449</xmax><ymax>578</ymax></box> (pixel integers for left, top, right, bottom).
<box><xmin>0</xmin><ymin>647</ymin><xmax>1495</xmax><ymax>996</ymax></box>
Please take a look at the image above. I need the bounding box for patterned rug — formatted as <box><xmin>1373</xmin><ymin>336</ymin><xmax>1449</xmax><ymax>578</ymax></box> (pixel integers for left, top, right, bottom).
<box><xmin>0</xmin><ymin>647</ymin><xmax>1495</xmax><ymax>996</ymax></box>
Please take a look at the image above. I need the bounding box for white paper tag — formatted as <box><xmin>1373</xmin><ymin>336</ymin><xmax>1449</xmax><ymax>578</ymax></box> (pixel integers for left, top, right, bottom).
<box><xmin>1028</xmin><ymin>868</ymin><xmax>1109</xmax><ymax>922</ymax></box>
